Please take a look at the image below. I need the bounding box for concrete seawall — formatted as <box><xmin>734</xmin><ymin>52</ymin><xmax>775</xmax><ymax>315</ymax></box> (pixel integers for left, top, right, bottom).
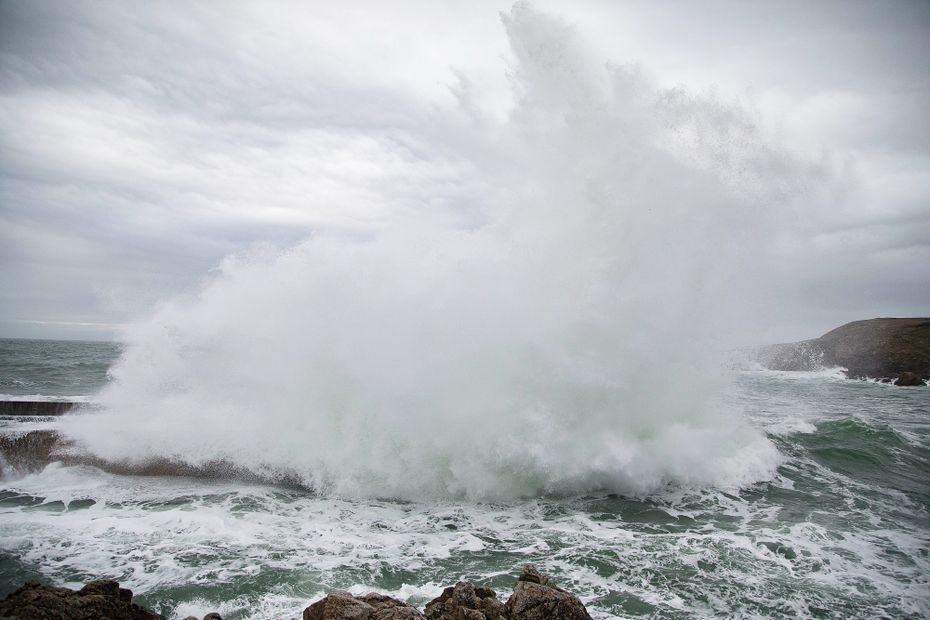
<box><xmin>0</xmin><ymin>401</ymin><xmax>81</xmax><ymax>416</ymax></box>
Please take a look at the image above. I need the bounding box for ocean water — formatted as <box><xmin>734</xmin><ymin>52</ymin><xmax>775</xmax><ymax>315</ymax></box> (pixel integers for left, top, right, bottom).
<box><xmin>1</xmin><ymin>5</ymin><xmax>928</xmax><ymax>618</ymax></box>
<box><xmin>1</xmin><ymin>340</ymin><xmax>928</xmax><ymax>619</ymax></box>
<box><xmin>0</xmin><ymin>338</ymin><xmax>120</xmax><ymax>400</ymax></box>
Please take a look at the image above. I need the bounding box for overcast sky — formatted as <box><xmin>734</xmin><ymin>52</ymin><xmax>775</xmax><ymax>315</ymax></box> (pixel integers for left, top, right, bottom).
<box><xmin>1</xmin><ymin>0</ymin><xmax>928</xmax><ymax>342</ymax></box>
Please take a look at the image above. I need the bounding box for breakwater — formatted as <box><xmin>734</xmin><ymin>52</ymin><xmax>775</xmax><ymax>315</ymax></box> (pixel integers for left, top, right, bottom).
<box><xmin>0</xmin><ymin>401</ymin><xmax>80</xmax><ymax>416</ymax></box>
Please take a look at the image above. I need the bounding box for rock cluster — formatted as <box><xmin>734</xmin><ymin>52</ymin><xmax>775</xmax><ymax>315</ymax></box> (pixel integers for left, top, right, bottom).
<box><xmin>0</xmin><ymin>579</ymin><xmax>164</xmax><ymax>620</ymax></box>
<box><xmin>303</xmin><ymin>565</ymin><xmax>591</xmax><ymax>620</ymax></box>
<box><xmin>505</xmin><ymin>565</ymin><xmax>592</xmax><ymax>620</ymax></box>
<box><xmin>0</xmin><ymin>566</ymin><xmax>590</xmax><ymax>620</ymax></box>
<box><xmin>423</xmin><ymin>581</ymin><xmax>507</xmax><ymax>619</ymax></box>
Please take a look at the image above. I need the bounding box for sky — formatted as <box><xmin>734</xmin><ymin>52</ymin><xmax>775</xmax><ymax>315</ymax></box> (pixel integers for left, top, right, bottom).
<box><xmin>1</xmin><ymin>0</ymin><xmax>928</xmax><ymax>342</ymax></box>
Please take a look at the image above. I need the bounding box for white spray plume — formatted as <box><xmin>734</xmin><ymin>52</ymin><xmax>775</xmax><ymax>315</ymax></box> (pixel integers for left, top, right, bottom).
<box><xmin>64</xmin><ymin>3</ymin><xmax>815</xmax><ymax>499</ymax></box>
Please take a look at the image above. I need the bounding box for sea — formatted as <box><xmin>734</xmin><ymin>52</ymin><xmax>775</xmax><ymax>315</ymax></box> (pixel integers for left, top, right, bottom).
<box><xmin>0</xmin><ymin>337</ymin><xmax>927</xmax><ymax>619</ymax></box>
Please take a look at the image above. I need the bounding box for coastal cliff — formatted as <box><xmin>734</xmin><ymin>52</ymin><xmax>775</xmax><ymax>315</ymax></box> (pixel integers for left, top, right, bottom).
<box><xmin>756</xmin><ymin>317</ymin><xmax>929</xmax><ymax>382</ymax></box>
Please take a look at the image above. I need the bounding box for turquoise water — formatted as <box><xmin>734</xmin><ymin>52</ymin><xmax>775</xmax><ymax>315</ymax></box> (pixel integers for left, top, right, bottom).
<box><xmin>0</xmin><ymin>341</ymin><xmax>928</xmax><ymax>619</ymax></box>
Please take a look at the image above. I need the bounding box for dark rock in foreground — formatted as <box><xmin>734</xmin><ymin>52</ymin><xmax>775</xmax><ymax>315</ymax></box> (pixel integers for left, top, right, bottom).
<box><xmin>423</xmin><ymin>581</ymin><xmax>506</xmax><ymax>619</ymax></box>
<box><xmin>506</xmin><ymin>565</ymin><xmax>592</xmax><ymax>620</ymax></box>
<box><xmin>304</xmin><ymin>565</ymin><xmax>590</xmax><ymax>620</ymax></box>
<box><xmin>756</xmin><ymin>317</ymin><xmax>930</xmax><ymax>382</ymax></box>
<box><xmin>0</xmin><ymin>580</ymin><xmax>163</xmax><ymax>620</ymax></box>
<box><xmin>304</xmin><ymin>591</ymin><xmax>425</xmax><ymax>619</ymax></box>
<box><xmin>0</xmin><ymin>567</ymin><xmax>589</xmax><ymax>620</ymax></box>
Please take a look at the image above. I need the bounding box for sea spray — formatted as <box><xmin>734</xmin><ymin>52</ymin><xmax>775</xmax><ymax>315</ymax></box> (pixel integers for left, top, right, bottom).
<box><xmin>60</xmin><ymin>3</ymin><xmax>801</xmax><ymax>498</ymax></box>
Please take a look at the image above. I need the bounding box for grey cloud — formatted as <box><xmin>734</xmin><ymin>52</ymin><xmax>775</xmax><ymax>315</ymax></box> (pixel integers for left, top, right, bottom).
<box><xmin>0</xmin><ymin>0</ymin><xmax>928</xmax><ymax>341</ymax></box>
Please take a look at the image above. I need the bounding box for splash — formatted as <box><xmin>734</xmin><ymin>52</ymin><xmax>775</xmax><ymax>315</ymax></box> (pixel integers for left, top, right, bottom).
<box><xmin>62</xmin><ymin>3</ymin><xmax>802</xmax><ymax>498</ymax></box>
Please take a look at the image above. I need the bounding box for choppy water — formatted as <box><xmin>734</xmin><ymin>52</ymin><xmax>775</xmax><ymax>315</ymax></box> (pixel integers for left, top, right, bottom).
<box><xmin>0</xmin><ymin>338</ymin><xmax>120</xmax><ymax>400</ymax></box>
<box><xmin>1</xmin><ymin>342</ymin><xmax>928</xmax><ymax>619</ymax></box>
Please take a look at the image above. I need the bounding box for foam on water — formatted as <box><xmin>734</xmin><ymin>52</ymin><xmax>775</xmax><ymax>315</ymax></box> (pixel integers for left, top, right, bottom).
<box><xmin>56</xmin><ymin>2</ymin><xmax>810</xmax><ymax>500</ymax></box>
<box><xmin>1</xmin><ymin>423</ymin><xmax>927</xmax><ymax>619</ymax></box>
<box><xmin>0</xmin><ymin>394</ymin><xmax>94</xmax><ymax>402</ymax></box>
<box><xmin>740</xmin><ymin>367</ymin><xmax>850</xmax><ymax>381</ymax></box>
<box><xmin>4</xmin><ymin>374</ymin><xmax>930</xmax><ymax>617</ymax></box>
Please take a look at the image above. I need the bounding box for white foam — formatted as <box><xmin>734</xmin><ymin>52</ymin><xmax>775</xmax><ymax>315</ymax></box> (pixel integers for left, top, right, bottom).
<box><xmin>0</xmin><ymin>394</ymin><xmax>94</xmax><ymax>402</ymax></box>
<box><xmin>739</xmin><ymin>366</ymin><xmax>849</xmax><ymax>381</ymax></box>
<box><xmin>1</xmin><ymin>459</ymin><xmax>928</xmax><ymax>618</ymax></box>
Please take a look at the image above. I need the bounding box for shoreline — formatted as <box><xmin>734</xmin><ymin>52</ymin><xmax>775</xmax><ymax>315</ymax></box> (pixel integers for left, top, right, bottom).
<box><xmin>0</xmin><ymin>565</ymin><xmax>593</xmax><ymax>620</ymax></box>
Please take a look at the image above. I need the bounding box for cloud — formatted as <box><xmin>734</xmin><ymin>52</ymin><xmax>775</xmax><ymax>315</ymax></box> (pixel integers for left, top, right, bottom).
<box><xmin>0</xmin><ymin>0</ymin><xmax>928</xmax><ymax>342</ymax></box>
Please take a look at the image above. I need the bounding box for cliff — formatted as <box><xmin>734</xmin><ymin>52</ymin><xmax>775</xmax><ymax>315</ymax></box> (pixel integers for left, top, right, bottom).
<box><xmin>757</xmin><ymin>317</ymin><xmax>930</xmax><ymax>381</ymax></box>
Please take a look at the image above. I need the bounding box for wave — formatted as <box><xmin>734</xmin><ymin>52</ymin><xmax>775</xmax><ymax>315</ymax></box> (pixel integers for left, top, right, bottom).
<box><xmin>57</xmin><ymin>3</ymin><xmax>813</xmax><ymax>499</ymax></box>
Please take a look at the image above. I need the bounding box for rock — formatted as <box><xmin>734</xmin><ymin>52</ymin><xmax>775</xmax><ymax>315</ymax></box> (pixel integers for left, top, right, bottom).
<box><xmin>756</xmin><ymin>318</ymin><xmax>930</xmax><ymax>380</ymax></box>
<box><xmin>0</xmin><ymin>430</ymin><xmax>62</xmax><ymax>475</ymax></box>
<box><xmin>303</xmin><ymin>591</ymin><xmax>425</xmax><ymax>620</ymax></box>
<box><xmin>1</xmin><ymin>568</ymin><xmax>594</xmax><ymax>620</ymax></box>
<box><xmin>894</xmin><ymin>371</ymin><xmax>926</xmax><ymax>386</ymax></box>
<box><xmin>515</xmin><ymin>564</ymin><xmax>557</xmax><ymax>588</ymax></box>
<box><xmin>77</xmin><ymin>579</ymin><xmax>133</xmax><ymax>602</ymax></box>
<box><xmin>304</xmin><ymin>592</ymin><xmax>372</xmax><ymax>620</ymax></box>
<box><xmin>505</xmin><ymin>565</ymin><xmax>591</xmax><ymax>620</ymax></box>
<box><xmin>357</xmin><ymin>593</ymin><xmax>426</xmax><ymax>619</ymax></box>
<box><xmin>423</xmin><ymin>582</ymin><xmax>507</xmax><ymax>620</ymax></box>
<box><xmin>0</xmin><ymin>580</ymin><xmax>164</xmax><ymax>620</ymax></box>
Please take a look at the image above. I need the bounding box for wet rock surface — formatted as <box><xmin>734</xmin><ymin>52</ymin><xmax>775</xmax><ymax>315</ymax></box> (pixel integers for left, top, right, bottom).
<box><xmin>0</xmin><ymin>579</ymin><xmax>164</xmax><ymax>620</ymax></box>
<box><xmin>423</xmin><ymin>582</ymin><xmax>507</xmax><ymax>620</ymax></box>
<box><xmin>894</xmin><ymin>371</ymin><xmax>926</xmax><ymax>386</ymax></box>
<box><xmin>0</xmin><ymin>567</ymin><xmax>591</xmax><ymax>620</ymax></box>
<box><xmin>505</xmin><ymin>565</ymin><xmax>592</xmax><ymax>620</ymax></box>
<box><xmin>0</xmin><ymin>431</ymin><xmax>61</xmax><ymax>475</ymax></box>
<box><xmin>303</xmin><ymin>591</ymin><xmax>425</xmax><ymax>620</ymax></box>
<box><xmin>304</xmin><ymin>565</ymin><xmax>591</xmax><ymax>620</ymax></box>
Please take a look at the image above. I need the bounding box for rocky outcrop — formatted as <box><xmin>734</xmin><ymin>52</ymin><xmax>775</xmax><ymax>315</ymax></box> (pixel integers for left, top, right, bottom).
<box><xmin>0</xmin><ymin>567</ymin><xmax>591</xmax><ymax>620</ymax></box>
<box><xmin>303</xmin><ymin>566</ymin><xmax>591</xmax><ymax>620</ymax></box>
<box><xmin>423</xmin><ymin>582</ymin><xmax>507</xmax><ymax>620</ymax></box>
<box><xmin>756</xmin><ymin>318</ymin><xmax>930</xmax><ymax>382</ymax></box>
<box><xmin>0</xmin><ymin>429</ymin><xmax>304</xmax><ymax>485</ymax></box>
<box><xmin>505</xmin><ymin>565</ymin><xmax>592</xmax><ymax>620</ymax></box>
<box><xmin>894</xmin><ymin>371</ymin><xmax>926</xmax><ymax>386</ymax></box>
<box><xmin>0</xmin><ymin>579</ymin><xmax>163</xmax><ymax>620</ymax></box>
<box><xmin>303</xmin><ymin>591</ymin><xmax>425</xmax><ymax>619</ymax></box>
